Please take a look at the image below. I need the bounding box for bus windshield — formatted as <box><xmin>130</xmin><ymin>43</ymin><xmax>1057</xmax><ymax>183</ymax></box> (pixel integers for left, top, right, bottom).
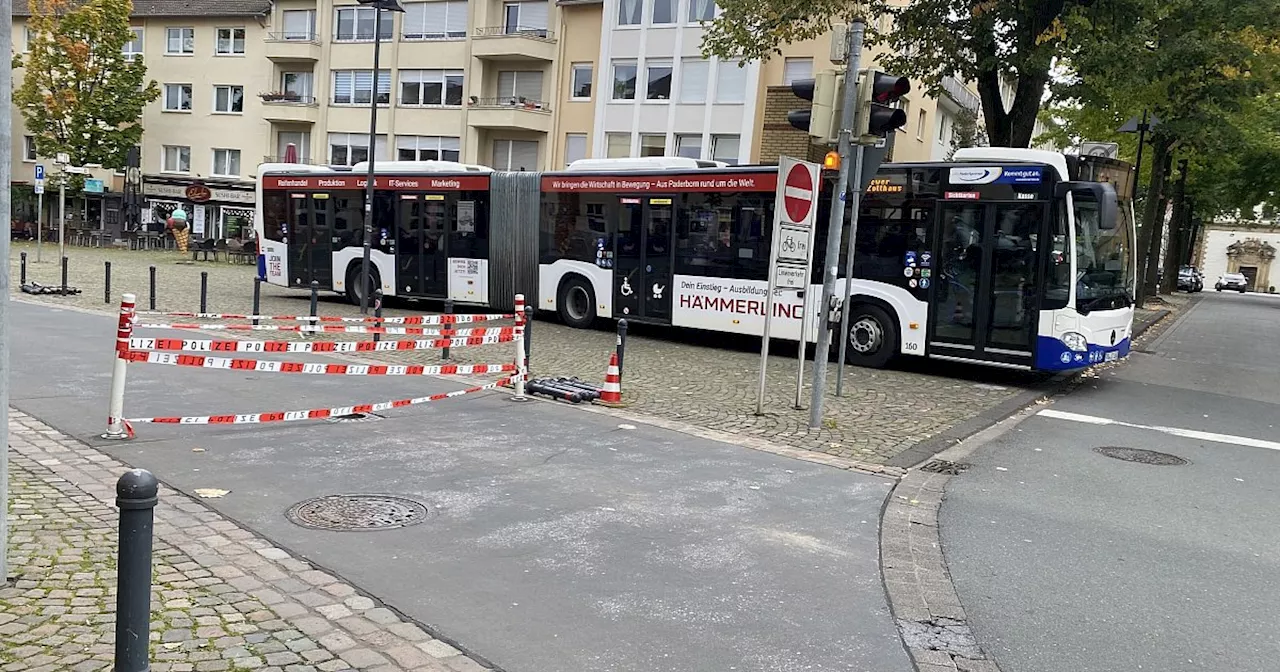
<box><xmin>1074</xmin><ymin>190</ymin><xmax>1133</xmax><ymax>312</ymax></box>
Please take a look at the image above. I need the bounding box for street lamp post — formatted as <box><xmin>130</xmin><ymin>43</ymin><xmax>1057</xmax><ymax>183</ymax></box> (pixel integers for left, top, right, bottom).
<box><xmin>1119</xmin><ymin>109</ymin><xmax>1160</xmax><ymax>201</ymax></box>
<box><xmin>356</xmin><ymin>0</ymin><xmax>404</xmax><ymax>314</ymax></box>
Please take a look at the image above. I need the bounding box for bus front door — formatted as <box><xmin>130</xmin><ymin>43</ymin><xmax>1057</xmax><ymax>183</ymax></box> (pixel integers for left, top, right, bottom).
<box><xmin>613</xmin><ymin>197</ymin><xmax>674</xmax><ymax>321</ymax></box>
<box><xmin>394</xmin><ymin>194</ymin><xmax>448</xmax><ymax>297</ymax></box>
<box><xmin>930</xmin><ymin>201</ymin><xmax>1041</xmax><ymax>366</ymax></box>
<box><xmin>288</xmin><ymin>193</ymin><xmax>334</xmax><ymax>288</ymax></box>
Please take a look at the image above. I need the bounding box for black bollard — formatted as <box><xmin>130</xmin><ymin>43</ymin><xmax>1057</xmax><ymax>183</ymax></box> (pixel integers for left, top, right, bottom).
<box><xmin>200</xmin><ymin>271</ymin><xmax>209</xmax><ymax>314</ymax></box>
<box><xmin>616</xmin><ymin>318</ymin><xmax>628</xmax><ymax>386</ymax></box>
<box><xmin>114</xmin><ymin>469</ymin><xmax>159</xmax><ymax>672</ymax></box>
<box><xmin>149</xmin><ymin>265</ymin><xmax>157</xmax><ymax>311</ymax></box>
<box><xmin>252</xmin><ymin>277</ymin><xmax>262</xmax><ymax>326</ymax></box>
<box><xmin>309</xmin><ymin>280</ymin><xmax>319</xmax><ymax>318</ymax></box>
<box><xmin>373</xmin><ymin>289</ymin><xmax>383</xmax><ymax>343</ymax></box>
<box><xmin>524</xmin><ymin>306</ymin><xmax>533</xmax><ymax>370</ymax></box>
<box><xmin>20</xmin><ymin>252</ymin><xmax>26</xmax><ymax>285</ymax></box>
<box><xmin>442</xmin><ymin>299</ymin><xmax>454</xmax><ymax>360</ymax></box>
<box><xmin>104</xmin><ymin>261</ymin><xmax>112</xmax><ymax>304</ymax></box>
<box><xmin>60</xmin><ymin>256</ymin><xmax>69</xmax><ymax>295</ymax></box>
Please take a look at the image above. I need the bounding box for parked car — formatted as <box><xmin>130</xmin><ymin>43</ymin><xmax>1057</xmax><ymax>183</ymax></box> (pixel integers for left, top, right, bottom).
<box><xmin>1215</xmin><ymin>272</ymin><xmax>1249</xmax><ymax>292</ymax></box>
<box><xmin>1177</xmin><ymin>266</ymin><xmax>1204</xmax><ymax>292</ymax></box>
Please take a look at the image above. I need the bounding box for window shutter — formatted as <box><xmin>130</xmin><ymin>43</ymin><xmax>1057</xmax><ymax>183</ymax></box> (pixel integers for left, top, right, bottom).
<box><xmin>680</xmin><ymin>59</ymin><xmax>708</xmax><ymax>103</ymax></box>
<box><xmin>402</xmin><ymin>3</ymin><xmax>426</xmax><ymax>36</ymax></box>
<box><xmin>519</xmin><ymin>1</ymin><xmax>548</xmax><ymax>30</ymax></box>
<box><xmin>441</xmin><ymin>136</ymin><xmax>461</xmax><ymax>151</ymax></box>
<box><xmin>565</xmin><ymin>134</ymin><xmax>587</xmax><ymax>166</ymax></box>
<box><xmin>446</xmin><ymin>1</ymin><xmax>468</xmax><ymax>35</ymax></box>
<box><xmin>283</xmin><ymin>11</ymin><xmax>311</xmax><ymax>38</ymax></box>
<box><xmin>493</xmin><ymin>141</ymin><xmax>512</xmax><ymax>170</ymax></box>
<box><xmin>497</xmin><ymin>71</ymin><xmax>517</xmax><ymax>99</ymax></box>
<box><xmin>422</xmin><ymin>2</ymin><xmax>448</xmax><ymax>37</ymax></box>
<box><xmin>715</xmin><ymin>60</ymin><xmax>746</xmax><ymax>103</ymax></box>
<box><xmin>514</xmin><ymin>72</ymin><xmax>542</xmax><ymax>101</ymax></box>
<box><xmin>783</xmin><ymin>58</ymin><xmax>812</xmax><ymax>85</ymax></box>
<box><xmin>334</xmin><ymin>72</ymin><xmax>352</xmax><ymax>102</ymax></box>
<box><xmin>510</xmin><ymin>140</ymin><xmax>538</xmax><ymax>171</ymax></box>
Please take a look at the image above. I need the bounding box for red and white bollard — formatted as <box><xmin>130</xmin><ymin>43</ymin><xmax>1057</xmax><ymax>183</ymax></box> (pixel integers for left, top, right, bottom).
<box><xmin>511</xmin><ymin>294</ymin><xmax>528</xmax><ymax>401</ymax></box>
<box><xmin>104</xmin><ymin>293</ymin><xmax>137</xmax><ymax>440</ymax></box>
<box><xmin>599</xmin><ymin>352</ymin><xmax>623</xmax><ymax>405</ymax></box>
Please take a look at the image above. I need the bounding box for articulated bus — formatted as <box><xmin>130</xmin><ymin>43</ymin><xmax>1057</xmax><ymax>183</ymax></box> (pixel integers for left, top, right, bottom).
<box><xmin>255</xmin><ymin>149</ymin><xmax>1136</xmax><ymax>372</ymax></box>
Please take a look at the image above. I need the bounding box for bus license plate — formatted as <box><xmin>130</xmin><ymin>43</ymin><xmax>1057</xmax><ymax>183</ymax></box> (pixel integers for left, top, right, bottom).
<box><xmin>1104</xmin><ymin>351</ymin><xmax>1119</xmax><ymax>362</ymax></box>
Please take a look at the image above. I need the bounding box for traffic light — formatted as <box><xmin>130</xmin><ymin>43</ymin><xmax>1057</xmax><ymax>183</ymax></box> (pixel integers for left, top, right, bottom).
<box><xmin>854</xmin><ymin>69</ymin><xmax>911</xmax><ymax>140</ymax></box>
<box><xmin>786</xmin><ymin>71</ymin><xmax>843</xmax><ymax>143</ymax></box>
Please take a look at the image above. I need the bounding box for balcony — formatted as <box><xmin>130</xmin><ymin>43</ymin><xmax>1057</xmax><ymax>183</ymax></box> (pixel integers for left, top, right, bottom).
<box><xmin>471</xmin><ymin>26</ymin><xmax>557</xmax><ymax>62</ymax></box>
<box><xmin>262</xmin><ymin>155</ymin><xmax>320</xmax><ymax>166</ymax></box>
<box><xmin>466</xmin><ymin>97</ymin><xmax>553</xmax><ymax>133</ymax></box>
<box><xmin>259</xmin><ymin>93</ymin><xmax>320</xmax><ymax>124</ymax></box>
<box><xmin>264</xmin><ymin>33</ymin><xmax>321</xmax><ymax>62</ymax></box>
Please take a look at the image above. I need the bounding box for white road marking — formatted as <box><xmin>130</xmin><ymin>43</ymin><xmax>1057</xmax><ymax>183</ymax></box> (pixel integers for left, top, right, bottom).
<box><xmin>1037</xmin><ymin>409</ymin><xmax>1280</xmax><ymax>452</ymax></box>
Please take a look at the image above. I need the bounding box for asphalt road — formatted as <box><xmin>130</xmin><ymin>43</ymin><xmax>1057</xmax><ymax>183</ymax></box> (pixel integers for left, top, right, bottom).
<box><xmin>9</xmin><ymin>299</ymin><xmax>911</xmax><ymax>672</ymax></box>
<box><xmin>941</xmin><ymin>292</ymin><xmax>1280</xmax><ymax>672</ymax></box>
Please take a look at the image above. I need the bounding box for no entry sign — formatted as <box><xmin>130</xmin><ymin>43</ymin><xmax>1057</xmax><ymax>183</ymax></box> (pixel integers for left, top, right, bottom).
<box><xmin>783</xmin><ymin>163</ymin><xmax>816</xmax><ymax>226</ymax></box>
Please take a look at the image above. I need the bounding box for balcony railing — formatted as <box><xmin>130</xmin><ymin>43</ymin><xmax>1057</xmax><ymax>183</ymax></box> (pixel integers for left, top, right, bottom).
<box><xmin>941</xmin><ymin>75</ymin><xmax>980</xmax><ymax>113</ymax></box>
<box><xmin>266</xmin><ymin>31</ymin><xmax>320</xmax><ymax>44</ymax></box>
<box><xmin>475</xmin><ymin>26</ymin><xmax>555</xmax><ymax>40</ymax></box>
<box><xmin>469</xmin><ymin>96</ymin><xmax>552</xmax><ymax>112</ymax></box>
<box><xmin>262</xmin><ymin>155</ymin><xmax>320</xmax><ymax>165</ymax></box>
<box><xmin>402</xmin><ymin>30</ymin><xmax>467</xmax><ymax>40</ymax></box>
<box><xmin>259</xmin><ymin>92</ymin><xmax>318</xmax><ymax>105</ymax></box>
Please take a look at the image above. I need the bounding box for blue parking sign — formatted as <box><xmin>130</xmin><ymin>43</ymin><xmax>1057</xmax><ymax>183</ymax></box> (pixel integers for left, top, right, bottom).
<box><xmin>35</xmin><ymin>164</ymin><xmax>44</xmax><ymax>180</ymax></box>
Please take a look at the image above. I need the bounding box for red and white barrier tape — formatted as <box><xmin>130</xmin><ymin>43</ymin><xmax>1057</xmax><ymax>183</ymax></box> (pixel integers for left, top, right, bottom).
<box><xmin>124</xmin><ymin>377</ymin><xmax>512</xmax><ymax>426</ymax></box>
<box><xmin>128</xmin><ymin>329</ymin><xmax>515</xmax><ymax>353</ymax></box>
<box><xmin>134</xmin><ymin>311</ymin><xmax>513</xmax><ymax>325</ymax></box>
<box><xmin>135</xmin><ymin>322</ymin><xmax>516</xmax><ymax>336</ymax></box>
<box><xmin>124</xmin><ymin>350</ymin><xmax>516</xmax><ymax>376</ymax></box>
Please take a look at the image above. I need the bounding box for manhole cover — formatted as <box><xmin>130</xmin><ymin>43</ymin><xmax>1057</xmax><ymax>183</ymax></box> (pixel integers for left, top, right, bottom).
<box><xmin>286</xmin><ymin>494</ymin><xmax>429</xmax><ymax>531</ymax></box>
<box><xmin>919</xmin><ymin>459</ymin><xmax>971</xmax><ymax>475</ymax></box>
<box><xmin>1093</xmin><ymin>446</ymin><xmax>1188</xmax><ymax>466</ymax></box>
<box><xmin>325</xmin><ymin>412</ymin><xmax>382</xmax><ymax>424</ymax></box>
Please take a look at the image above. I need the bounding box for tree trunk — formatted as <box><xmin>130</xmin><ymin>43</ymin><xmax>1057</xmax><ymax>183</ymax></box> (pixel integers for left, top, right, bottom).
<box><xmin>1135</xmin><ymin>139</ymin><xmax>1172</xmax><ymax>304</ymax></box>
<box><xmin>974</xmin><ymin>67</ymin><xmax>1052</xmax><ymax>148</ymax></box>
<box><xmin>1159</xmin><ymin>160</ymin><xmax>1189</xmax><ymax>294</ymax></box>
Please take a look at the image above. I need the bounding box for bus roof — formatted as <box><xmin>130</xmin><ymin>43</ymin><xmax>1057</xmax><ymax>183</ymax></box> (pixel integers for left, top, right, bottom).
<box><xmin>952</xmin><ymin>147</ymin><xmax>1070</xmax><ymax>181</ymax></box>
<box><xmin>566</xmin><ymin>157</ymin><xmax>729</xmax><ymax>171</ymax></box>
<box><xmin>350</xmin><ymin>160</ymin><xmax>492</xmax><ymax>173</ymax></box>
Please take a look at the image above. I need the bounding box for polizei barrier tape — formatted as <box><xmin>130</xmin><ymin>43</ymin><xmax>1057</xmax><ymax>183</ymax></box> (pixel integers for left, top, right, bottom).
<box><xmin>134</xmin><ymin>311</ymin><xmax>514</xmax><ymax>325</ymax></box>
<box><xmin>124</xmin><ymin>377</ymin><xmax>512</xmax><ymax>426</ymax></box>
<box><xmin>133</xmin><ymin>322</ymin><xmax>513</xmax><ymax>336</ymax></box>
<box><xmin>128</xmin><ymin>331</ymin><xmax>515</xmax><ymax>353</ymax></box>
<box><xmin>124</xmin><ymin>351</ymin><xmax>518</xmax><ymax>376</ymax></box>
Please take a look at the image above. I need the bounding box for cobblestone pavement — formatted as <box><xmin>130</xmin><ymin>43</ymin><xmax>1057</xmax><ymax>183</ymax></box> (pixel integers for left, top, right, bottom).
<box><xmin>12</xmin><ymin>243</ymin><xmax>1054</xmax><ymax>465</ymax></box>
<box><xmin>1</xmin><ymin>410</ymin><xmax>491</xmax><ymax>672</ymax></box>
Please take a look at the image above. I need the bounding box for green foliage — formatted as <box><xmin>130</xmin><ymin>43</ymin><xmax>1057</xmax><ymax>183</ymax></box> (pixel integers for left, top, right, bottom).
<box><xmin>948</xmin><ymin>107</ymin><xmax>988</xmax><ymax>159</ymax></box>
<box><xmin>14</xmin><ymin>0</ymin><xmax>159</xmax><ymax>171</ymax></box>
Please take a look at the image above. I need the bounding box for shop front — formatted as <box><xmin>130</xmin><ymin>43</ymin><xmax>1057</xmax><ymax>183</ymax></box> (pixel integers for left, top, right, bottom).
<box><xmin>142</xmin><ymin>177</ymin><xmax>257</xmax><ymax>242</ymax></box>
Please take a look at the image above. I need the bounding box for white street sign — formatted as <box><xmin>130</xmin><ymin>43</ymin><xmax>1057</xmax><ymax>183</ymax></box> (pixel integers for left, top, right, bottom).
<box><xmin>33</xmin><ymin>183</ymin><xmax>44</xmax><ymax>195</ymax></box>
<box><xmin>776</xmin><ymin>226</ymin><xmax>811</xmax><ymax>264</ymax></box>
<box><xmin>774</xmin><ymin>264</ymin><xmax>808</xmax><ymax>289</ymax></box>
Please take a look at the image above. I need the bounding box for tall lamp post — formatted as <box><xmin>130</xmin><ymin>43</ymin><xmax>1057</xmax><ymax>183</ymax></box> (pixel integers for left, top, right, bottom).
<box><xmin>356</xmin><ymin>0</ymin><xmax>404</xmax><ymax>314</ymax></box>
<box><xmin>1119</xmin><ymin>110</ymin><xmax>1160</xmax><ymax>201</ymax></box>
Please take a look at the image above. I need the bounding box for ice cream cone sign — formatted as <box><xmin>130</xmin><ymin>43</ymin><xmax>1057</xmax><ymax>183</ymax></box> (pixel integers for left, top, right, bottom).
<box><xmin>167</xmin><ymin>207</ymin><xmax>190</xmax><ymax>253</ymax></box>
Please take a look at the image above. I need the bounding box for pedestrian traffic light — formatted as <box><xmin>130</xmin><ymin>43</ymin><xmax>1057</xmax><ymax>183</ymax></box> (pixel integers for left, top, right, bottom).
<box><xmin>787</xmin><ymin>71</ymin><xmax>843</xmax><ymax>143</ymax></box>
<box><xmin>854</xmin><ymin>69</ymin><xmax>911</xmax><ymax>140</ymax></box>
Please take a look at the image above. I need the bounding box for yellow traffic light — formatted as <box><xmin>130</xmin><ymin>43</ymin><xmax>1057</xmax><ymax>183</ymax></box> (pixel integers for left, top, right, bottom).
<box><xmin>823</xmin><ymin>151</ymin><xmax>840</xmax><ymax>170</ymax></box>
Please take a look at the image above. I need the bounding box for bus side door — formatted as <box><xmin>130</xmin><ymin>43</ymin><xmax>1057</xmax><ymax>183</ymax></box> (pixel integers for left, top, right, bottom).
<box><xmin>613</xmin><ymin>196</ymin><xmax>674</xmax><ymax>321</ymax></box>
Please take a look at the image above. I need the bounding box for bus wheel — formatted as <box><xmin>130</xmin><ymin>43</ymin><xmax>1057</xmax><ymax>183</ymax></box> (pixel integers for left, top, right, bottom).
<box><xmin>557</xmin><ymin>276</ymin><xmax>596</xmax><ymax>329</ymax></box>
<box><xmin>345</xmin><ymin>266</ymin><xmax>379</xmax><ymax>306</ymax></box>
<box><xmin>844</xmin><ymin>304</ymin><xmax>897</xmax><ymax>369</ymax></box>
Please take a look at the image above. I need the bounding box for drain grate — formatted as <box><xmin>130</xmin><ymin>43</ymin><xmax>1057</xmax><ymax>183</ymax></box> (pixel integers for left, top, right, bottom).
<box><xmin>286</xmin><ymin>494</ymin><xmax>429</xmax><ymax>531</ymax></box>
<box><xmin>919</xmin><ymin>459</ymin><xmax>971</xmax><ymax>475</ymax></box>
<box><xmin>325</xmin><ymin>412</ymin><xmax>382</xmax><ymax>424</ymax></box>
<box><xmin>1093</xmin><ymin>446</ymin><xmax>1188</xmax><ymax>466</ymax></box>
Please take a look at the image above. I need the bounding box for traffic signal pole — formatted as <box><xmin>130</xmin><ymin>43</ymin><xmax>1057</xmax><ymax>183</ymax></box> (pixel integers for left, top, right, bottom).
<box><xmin>808</xmin><ymin>20</ymin><xmax>863</xmax><ymax>429</ymax></box>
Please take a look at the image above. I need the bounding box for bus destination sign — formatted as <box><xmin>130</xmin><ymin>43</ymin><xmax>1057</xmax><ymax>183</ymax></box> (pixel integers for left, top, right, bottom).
<box><xmin>541</xmin><ymin>173</ymin><xmax>777</xmax><ymax>193</ymax></box>
<box><xmin>866</xmin><ymin>177</ymin><xmax>906</xmax><ymax>194</ymax></box>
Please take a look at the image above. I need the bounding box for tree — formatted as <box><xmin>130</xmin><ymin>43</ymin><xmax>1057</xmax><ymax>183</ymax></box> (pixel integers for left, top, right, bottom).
<box><xmin>948</xmin><ymin>107</ymin><xmax>988</xmax><ymax>158</ymax></box>
<box><xmin>700</xmin><ymin>0</ymin><xmax>1105</xmax><ymax>147</ymax></box>
<box><xmin>15</xmin><ymin>0</ymin><xmax>159</xmax><ymax>171</ymax></box>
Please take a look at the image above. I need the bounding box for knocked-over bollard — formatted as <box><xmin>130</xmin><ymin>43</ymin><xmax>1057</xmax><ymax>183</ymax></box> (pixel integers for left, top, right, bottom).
<box><xmin>442</xmin><ymin>299</ymin><xmax>454</xmax><ymax>360</ymax></box>
<box><xmin>616</xmin><ymin>318</ymin><xmax>628</xmax><ymax>386</ymax></box>
<box><xmin>200</xmin><ymin>271</ymin><xmax>209</xmax><ymax>314</ymax></box>
<box><xmin>104</xmin><ymin>261</ymin><xmax>112</xmax><ymax>304</ymax></box>
<box><xmin>114</xmin><ymin>468</ymin><xmax>159</xmax><ymax>672</ymax></box>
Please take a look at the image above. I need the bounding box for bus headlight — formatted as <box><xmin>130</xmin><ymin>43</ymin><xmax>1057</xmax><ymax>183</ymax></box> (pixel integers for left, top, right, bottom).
<box><xmin>1062</xmin><ymin>332</ymin><xmax>1088</xmax><ymax>352</ymax></box>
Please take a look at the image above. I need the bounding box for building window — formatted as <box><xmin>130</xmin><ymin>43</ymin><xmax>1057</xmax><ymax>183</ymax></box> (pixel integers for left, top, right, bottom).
<box><xmin>938</xmin><ymin>113</ymin><xmax>951</xmax><ymax>144</ymax></box>
<box><xmin>396</xmin><ymin>135</ymin><xmax>461</xmax><ymax>161</ymax></box>
<box><xmin>277</xmin><ymin>131</ymin><xmax>311</xmax><ymax>162</ymax></box>
<box><xmin>332</xmin><ymin>70</ymin><xmax>391</xmax><ymax>105</ymax></box>
<box><xmin>165</xmin><ymin>27</ymin><xmax>194</xmax><ymax>55</ymax></box>
<box><xmin>216</xmin><ymin>27</ymin><xmax>245</xmax><ymax>55</ymax></box>
<box><xmin>503</xmin><ymin>1</ymin><xmax>549</xmax><ymax>35</ymax></box>
<box><xmin>651</xmin><ymin>0</ymin><xmax>674</xmax><ymax>24</ymax></box>
<box><xmin>612</xmin><ymin>61</ymin><xmax>637</xmax><ymax>100</ymax></box>
<box><xmin>688</xmin><ymin>0</ymin><xmax>715</xmax><ymax>22</ymax></box>
<box><xmin>715</xmin><ymin>60</ymin><xmax>746</xmax><ymax>103</ymax></box>
<box><xmin>783</xmin><ymin>58</ymin><xmax>812</xmax><ymax>85</ymax></box>
<box><xmin>162</xmin><ymin>145</ymin><xmax>191</xmax><ymax>173</ymax></box>
<box><xmin>492</xmin><ymin>139</ymin><xmax>539</xmax><ymax>171</ymax></box>
<box><xmin>917</xmin><ymin>109</ymin><xmax>927</xmax><ymax>140</ymax></box>
<box><xmin>646</xmin><ymin>61</ymin><xmax>672</xmax><ymax>100</ymax></box>
<box><xmin>711</xmin><ymin>134</ymin><xmax>739</xmax><ymax>164</ymax></box>
<box><xmin>23</xmin><ymin>136</ymin><xmax>37</xmax><ymax>162</ymax></box>
<box><xmin>680</xmin><ymin>58</ymin><xmax>708</xmax><ymax>103</ymax></box>
<box><xmin>497</xmin><ymin>71</ymin><xmax>544</xmax><ymax>102</ymax></box>
<box><xmin>328</xmin><ymin>132</ymin><xmax>387</xmax><ymax>166</ymax></box>
<box><xmin>281</xmin><ymin>72</ymin><xmax>314</xmax><ymax>100</ymax></box>
<box><xmin>123</xmin><ymin>27</ymin><xmax>144</xmax><ymax>59</ymax></box>
<box><xmin>213</xmin><ymin>85</ymin><xmax>244</xmax><ymax>113</ymax></box>
<box><xmin>618</xmin><ymin>0</ymin><xmax>641</xmax><ymax>26</ymax></box>
<box><xmin>565</xmin><ymin>133</ymin><xmax>587</xmax><ymax>166</ymax></box>
<box><xmin>639</xmin><ymin>134</ymin><xmax>665</xmax><ymax>157</ymax></box>
<box><xmin>163</xmin><ymin>83</ymin><xmax>192</xmax><ymax>111</ymax></box>
<box><xmin>334</xmin><ymin>6</ymin><xmax>394</xmax><ymax>41</ymax></box>
<box><xmin>402</xmin><ymin>1</ymin><xmax>467</xmax><ymax>39</ymax></box>
<box><xmin>675</xmin><ymin>134</ymin><xmax>700</xmax><ymax>159</ymax></box>
<box><xmin>605</xmin><ymin>133</ymin><xmax>630</xmax><ymax>158</ymax></box>
<box><xmin>282</xmin><ymin>10</ymin><xmax>317</xmax><ymax>40</ymax></box>
<box><xmin>212</xmin><ymin>148</ymin><xmax>242</xmax><ymax>177</ymax></box>
<box><xmin>400</xmin><ymin>70</ymin><xmax>464</xmax><ymax>106</ymax></box>
<box><xmin>571</xmin><ymin>63</ymin><xmax>593</xmax><ymax>100</ymax></box>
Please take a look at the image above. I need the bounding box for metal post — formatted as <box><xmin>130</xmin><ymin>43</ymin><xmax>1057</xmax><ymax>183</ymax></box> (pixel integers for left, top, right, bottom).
<box><xmin>58</xmin><ymin>177</ymin><xmax>65</xmax><ymax>266</ymax></box>
<box><xmin>511</xmin><ymin>294</ymin><xmax>528</xmax><ymax>401</ymax></box>
<box><xmin>309</xmin><ymin>280</ymin><xmax>319</xmax><ymax>318</ymax></box>
<box><xmin>20</xmin><ymin>251</ymin><xmax>26</xmax><ymax>285</ymax></box>
<box><xmin>113</xmin><ymin>468</ymin><xmax>158</xmax><ymax>672</ymax></box>
<box><xmin>148</xmin><ymin>265</ymin><xmax>156</xmax><ymax>311</ymax></box>
<box><xmin>1132</xmin><ymin>109</ymin><xmax>1148</xmax><ymax>202</ymax></box>
<box><xmin>808</xmin><ymin>20</ymin><xmax>863</xmax><ymax>428</ymax></box>
<box><xmin>252</xmin><ymin>277</ymin><xmax>261</xmax><ymax>326</ymax></box>
<box><xmin>442</xmin><ymin>298</ymin><xmax>453</xmax><ymax>360</ymax></box>
<box><xmin>835</xmin><ymin>143</ymin><xmax>868</xmax><ymax>396</ymax></box>
<box><xmin>60</xmin><ymin>256</ymin><xmax>68</xmax><ymax>295</ymax></box>
<box><xmin>615</xmin><ymin>318</ymin><xmax>628</xmax><ymax>386</ymax></box>
<box><xmin>36</xmin><ymin>186</ymin><xmax>43</xmax><ymax>263</ymax></box>
<box><xmin>359</xmin><ymin>8</ymin><xmax>384</xmax><ymax>315</ymax></box>
<box><xmin>199</xmin><ymin>271</ymin><xmax>208</xmax><ymax>314</ymax></box>
<box><xmin>524</xmin><ymin>305</ymin><xmax>533</xmax><ymax>372</ymax></box>
<box><xmin>373</xmin><ymin>289</ymin><xmax>383</xmax><ymax>343</ymax></box>
<box><xmin>104</xmin><ymin>293</ymin><xmax>136</xmax><ymax>440</ymax></box>
<box><xmin>1</xmin><ymin>1</ymin><xmax>12</xmax><ymax>582</ymax></box>
<box><xmin>104</xmin><ymin>261</ymin><xmax>112</xmax><ymax>304</ymax></box>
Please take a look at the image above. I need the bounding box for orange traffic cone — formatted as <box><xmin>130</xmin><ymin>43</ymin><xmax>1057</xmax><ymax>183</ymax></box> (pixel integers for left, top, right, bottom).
<box><xmin>599</xmin><ymin>352</ymin><xmax>622</xmax><ymax>405</ymax></box>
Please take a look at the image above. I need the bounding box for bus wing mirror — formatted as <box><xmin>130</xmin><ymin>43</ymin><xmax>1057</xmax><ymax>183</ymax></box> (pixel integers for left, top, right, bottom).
<box><xmin>1055</xmin><ymin>181</ymin><xmax>1119</xmax><ymax>229</ymax></box>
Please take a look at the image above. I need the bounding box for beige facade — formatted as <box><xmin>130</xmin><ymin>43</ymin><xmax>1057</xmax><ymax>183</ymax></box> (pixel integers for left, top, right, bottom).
<box><xmin>548</xmin><ymin>0</ymin><xmax>603</xmax><ymax>168</ymax></box>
